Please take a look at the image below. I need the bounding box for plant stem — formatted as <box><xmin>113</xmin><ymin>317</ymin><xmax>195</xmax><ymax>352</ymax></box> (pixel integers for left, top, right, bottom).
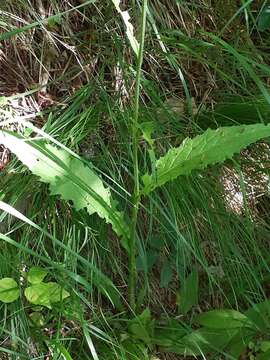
<box><xmin>129</xmin><ymin>0</ymin><xmax>147</xmax><ymax>312</ymax></box>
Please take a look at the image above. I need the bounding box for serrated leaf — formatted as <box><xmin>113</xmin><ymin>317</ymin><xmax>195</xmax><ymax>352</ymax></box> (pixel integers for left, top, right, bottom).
<box><xmin>0</xmin><ymin>131</ymin><xmax>130</xmax><ymax>252</ymax></box>
<box><xmin>25</xmin><ymin>282</ymin><xmax>69</xmax><ymax>308</ymax></box>
<box><xmin>0</xmin><ymin>278</ymin><xmax>20</xmax><ymax>303</ymax></box>
<box><xmin>142</xmin><ymin>124</ymin><xmax>270</xmax><ymax>193</ymax></box>
<box><xmin>27</xmin><ymin>267</ymin><xmax>48</xmax><ymax>284</ymax></box>
<box><xmin>195</xmin><ymin>309</ymin><xmax>253</xmax><ymax>329</ymax></box>
<box><xmin>111</xmin><ymin>0</ymin><xmax>139</xmax><ymax>56</ymax></box>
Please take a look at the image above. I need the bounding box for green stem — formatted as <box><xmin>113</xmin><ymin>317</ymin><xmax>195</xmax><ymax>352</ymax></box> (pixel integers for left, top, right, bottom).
<box><xmin>129</xmin><ymin>0</ymin><xmax>147</xmax><ymax>312</ymax></box>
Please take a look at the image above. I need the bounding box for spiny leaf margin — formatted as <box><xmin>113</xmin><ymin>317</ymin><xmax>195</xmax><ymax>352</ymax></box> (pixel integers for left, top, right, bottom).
<box><xmin>142</xmin><ymin>123</ymin><xmax>270</xmax><ymax>193</ymax></box>
<box><xmin>0</xmin><ymin>131</ymin><xmax>129</xmax><ymax>250</ymax></box>
<box><xmin>111</xmin><ymin>0</ymin><xmax>139</xmax><ymax>56</ymax></box>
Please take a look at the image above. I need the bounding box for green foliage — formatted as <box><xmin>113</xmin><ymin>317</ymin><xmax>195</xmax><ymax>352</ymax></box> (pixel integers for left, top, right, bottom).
<box><xmin>142</xmin><ymin>124</ymin><xmax>270</xmax><ymax>193</ymax></box>
<box><xmin>245</xmin><ymin>300</ymin><xmax>270</xmax><ymax>331</ymax></box>
<box><xmin>50</xmin><ymin>344</ymin><xmax>74</xmax><ymax>360</ymax></box>
<box><xmin>139</xmin><ymin>121</ymin><xmax>155</xmax><ymax>147</ymax></box>
<box><xmin>120</xmin><ymin>340</ymin><xmax>149</xmax><ymax>360</ymax></box>
<box><xmin>111</xmin><ymin>0</ymin><xmax>140</xmax><ymax>56</ymax></box>
<box><xmin>162</xmin><ymin>327</ymin><xmax>240</xmax><ymax>356</ymax></box>
<box><xmin>136</xmin><ymin>249</ymin><xmax>158</xmax><ymax>272</ymax></box>
<box><xmin>29</xmin><ymin>312</ymin><xmax>45</xmax><ymax>327</ymax></box>
<box><xmin>154</xmin><ymin>320</ymin><xmax>187</xmax><ymax>348</ymax></box>
<box><xmin>115</xmin><ymin>302</ymin><xmax>270</xmax><ymax>358</ymax></box>
<box><xmin>0</xmin><ymin>131</ymin><xmax>130</xmax><ymax>251</ymax></box>
<box><xmin>260</xmin><ymin>342</ymin><xmax>270</xmax><ymax>353</ymax></box>
<box><xmin>0</xmin><ymin>278</ymin><xmax>19</xmax><ymax>303</ymax></box>
<box><xmin>160</xmin><ymin>260</ymin><xmax>173</xmax><ymax>288</ymax></box>
<box><xmin>25</xmin><ymin>282</ymin><xmax>69</xmax><ymax>309</ymax></box>
<box><xmin>258</xmin><ymin>6</ymin><xmax>270</xmax><ymax>32</ymax></box>
<box><xmin>155</xmin><ymin>301</ymin><xmax>270</xmax><ymax>358</ymax></box>
<box><xmin>258</xmin><ymin>349</ymin><xmax>270</xmax><ymax>360</ymax></box>
<box><xmin>27</xmin><ymin>266</ymin><xmax>48</xmax><ymax>284</ymax></box>
<box><xmin>178</xmin><ymin>269</ymin><xmax>198</xmax><ymax>315</ymax></box>
<box><xmin>0</xmin><ymin>267</ymin><xmax>69</xmax><ymax>309</ymax></box>
<box><xmin>128</xmin><ymin>308</ymin><xmax>154</xmax><ymax>346</ymax></box>
<box><xmin>24</xmin><ymin>266</ymin><xmax>70</xmax><ymax>308</ymax></box>
<box><xmin>47</xmin><ymin>14</ymin><xmax>62</xmax><ymax>29</ymax></box>
<box><xmin>2</xmin><ymin>1</ymin><xmax>270</xmax><ymax>358</ymax></box>
<box><xmin>195</xmin><ymin>309</ymin><xmax>253</xmax><ymax>329</ymax></box>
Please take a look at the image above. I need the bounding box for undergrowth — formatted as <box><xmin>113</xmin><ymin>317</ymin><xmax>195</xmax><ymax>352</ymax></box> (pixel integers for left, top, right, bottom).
<box><xmin>1</xmin><ymin>1</ymin><xmax>270</xmax><ymax>359</ymax></box>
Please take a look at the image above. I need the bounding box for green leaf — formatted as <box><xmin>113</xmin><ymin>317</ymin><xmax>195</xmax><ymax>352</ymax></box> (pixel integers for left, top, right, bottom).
<box><xmin>261</xmin><ymin>341</ymin><xmax>270</xmax><ymax>352</ymax></box>
<box><xmin>258</xmin><ymin>6</ymin><xmax>270</xmax><ymax>32</ymax></box>
<box><xmin>50</xmin><ymin>344</ymin><xmax>73</xmax><ymax>360</ymax></box>
<box><xmin>121</xmin><ymin>339</ymin><xmax>149</xmax><ymax>360</ymax></box>
<box><xmin>142</xmin><ymin>124</ymin><xmax>270</xmax><ymax>193</ymax></box>
<box><xmin>161</xmin><ymin>327</ymin><xmax>238</xmax><ymax>356</ymax></box>
<box><xmin>245</xmin><ymin>300</ymin><xmax>270</xmax><ymax>331</ymax></box>
<box><xmin>160</xmin><ymin>260</ymin><xmax>173</xmax><ymax>288</ymax></box>
<box><xmin>257</xmin><ymin>349</ymin><xmax>270</xmax><ymax>360</ymax></box>
<box><xmin>0</xmin><ymin>96</ymin><xmax>8</xmax><ymax>106</ymax></box>
<box><xmin>0</xmin><ymin>278</ymin><xmax>20</xmax><ymax>303</ymax></box>
<box><xmin>178</xmin><ymin>269</ymin><xmax>198</xmax><ymax>315</ymax></box>
<box><xmin>29</xmin><ymin>312</ymin><xmax>45</xmax><ymax>327</ymax></box>
<box><xmin>47</xmin><ymin>14</ymin><xmax>62</xmax><ymax>29</ymax></box>
<box><xmin>128</xmin><ymin>308</ymin><xmax>154</xmax><ymax>345</ymax></box>
<box><xmin>0</xmin><ymin>205</ymin><xmax>122</xmax><ymax>310</ymax></box>
<box><xmin>27</xmin><ymin>267</ymin><xmax>48</xmax><ymax>284</ymax></box>
<box><xmin>195</xmin><ymin>309</ymin><xmax>253</xmax><ymax>329</ymax></box>
<box><xmin>0</xmin><ymin>131</ymin><xmax>129</xmax><ymax>252</ymax></box>
<box><xmin>136</xmin><ymin>250</ymin><xmax>158</xmax><ymax>272</ymax></box>
<box><xmin>150</xmin><ymin>236</ymin><xmax>165</xmax><ymax>249</ymax></box>
<box><xmin>140</xmin><ymin>122</ymin><xmax>155</xmax><ymax>147</ymax></box>
<box><xmin>226</xmin><ymin>327</ymin><xmax>255</xmax><ymax>358</ymax></box>
<box><xmin>25</xmin><ymin>282</ymin><xmax>70</xmax><ymax>308</ymax></box>
<box><xmin>153</xmin><ymin>320</ymin><xmax>187</xmax><ymax>348</ymax></box>
<box><xmin>111</xmin><ymin>0</ymin><xmax>139</xmax><ymax>56</ymax></box>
